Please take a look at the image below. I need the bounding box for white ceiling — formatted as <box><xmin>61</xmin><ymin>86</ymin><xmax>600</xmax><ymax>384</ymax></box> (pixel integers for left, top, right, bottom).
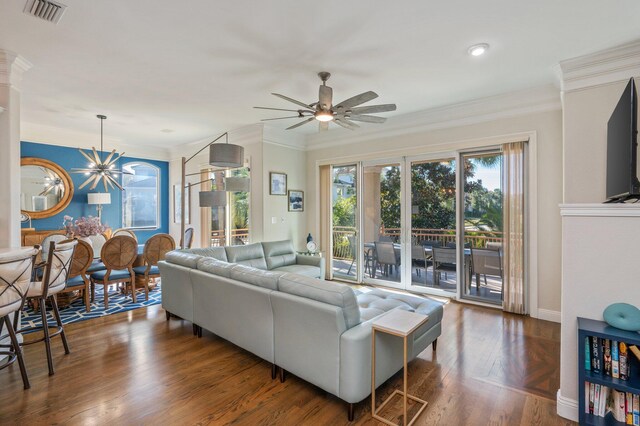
<box><xmin>2</xmin><ymin>0</ymin><xmax>640</xmax><ymax>148</ymax></box>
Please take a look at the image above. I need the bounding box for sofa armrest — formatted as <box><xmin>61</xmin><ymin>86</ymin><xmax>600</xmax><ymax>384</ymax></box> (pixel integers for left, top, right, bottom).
<box><xmin>295</xmin><ymin>255</ymin><xmax>325</xmax><ymax>280</ymax></box>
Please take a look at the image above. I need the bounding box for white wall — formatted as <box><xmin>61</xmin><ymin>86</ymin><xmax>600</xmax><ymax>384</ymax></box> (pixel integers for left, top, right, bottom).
<box><xmin>304</xmin><ymin>91</ymin><xmax>563</xmax><ymax>315</ymax></box>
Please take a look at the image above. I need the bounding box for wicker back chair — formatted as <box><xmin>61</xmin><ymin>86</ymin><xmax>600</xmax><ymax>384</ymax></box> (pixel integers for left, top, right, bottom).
<box><xmin>0</xmin><ymin>246</ymin><xmax>39</xmax><ymax>389</ymax></box>
<box><xmin>112</xmin><ymin>228</ymin><xmax>138</xmax><ymax>242</ymax></box>
<box><xmin>182</xmin><ymin>227</ymin><xmax>194</xmax><ymax>249</ymax></box>
<box><xmin>59</xmin><ymin>239</ymin><xmax>93</xmax><ymax>312</ymax></box>
<box><xmin>133</xmin><ymin>234</ymin><xmax>175</xmax><ymax>300</ymax></box>
<box><xmin>90</xmin><ymin>236</ymin><xmax>138</xmax><ymax>309</ymax></box>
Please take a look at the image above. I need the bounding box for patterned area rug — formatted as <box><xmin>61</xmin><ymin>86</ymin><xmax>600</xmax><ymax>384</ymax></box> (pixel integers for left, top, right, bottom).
<box><xmin>20</xmin><ymin>283</ymin><xmax>162</xmax><ymax>330</ymax></box>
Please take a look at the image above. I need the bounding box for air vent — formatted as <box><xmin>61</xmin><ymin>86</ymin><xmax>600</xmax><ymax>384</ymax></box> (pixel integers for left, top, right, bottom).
<box><xmin>23</xmin><ymin>0</ymin><xmax>67</xmax><ymax>24</ymax></box>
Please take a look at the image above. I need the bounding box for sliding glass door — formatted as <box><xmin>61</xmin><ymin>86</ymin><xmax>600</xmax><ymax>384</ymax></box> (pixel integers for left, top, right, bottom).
<box><xmin>405</xmin><ymin>157</ymin><xmax>457</xmax><ymax>295</ymax></box>
<box><xmin>331</xmin><ymin>164</ymin><xmax>358</xmax><ymax>281</ymax></box>
<box><xmin>361</xmin><ymin>160</ymin><xmax>404</xmax><ymax>289</ymax></box>
<box><xmin>461</xmin><ymin>150</ymin><xmax>504</xmax><ymax>304</ymax></box>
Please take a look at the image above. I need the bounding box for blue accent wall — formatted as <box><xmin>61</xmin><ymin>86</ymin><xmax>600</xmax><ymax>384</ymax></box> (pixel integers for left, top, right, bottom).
<box><xmin>21</xmin><ymin>141</ymin><xmax>169</xmax><ymax>244</ymax></box>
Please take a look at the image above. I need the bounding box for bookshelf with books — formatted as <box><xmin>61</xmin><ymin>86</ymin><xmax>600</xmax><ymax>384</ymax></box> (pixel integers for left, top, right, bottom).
<box><xmin>579</xmin><ymin>317</ymin><xmax>640</xmax><ymax>425</ymax></box>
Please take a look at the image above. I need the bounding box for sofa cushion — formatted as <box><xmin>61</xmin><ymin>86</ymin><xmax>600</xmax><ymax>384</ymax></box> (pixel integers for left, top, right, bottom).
<box><xmin>183</xmin><ymin>247</ymin><xmax>228</xmax><ymax>262</ymax></box>
<box><xmin>230</xmin><ymin>264</ymin><xmax>283</xmax><ymax>290</ymax></box>
<box><xmin>225</xmin><ymin>243</ymin><xmax>267</xmax><ymax>269</ymax></box>
<box><xmin>196</xmin><ymin>257</ymin><xmax>235</xmax><ymax>278</ymax></box>
<box><xmin>273</xmin><ymin>264</ymin><xmax>321</xmax><ymax>279</ymax></box>
<box><xmin>262</xmin><ymin>240</ymin><xmax>296</xmax><ymax>270</ymax></box>
<box><xmin>356</xmin><ymin>288</ymin><xmax>444</xmax><ymax>332</ymax></box>
<box><xmin>165</xmin><ymin>251</ymin><xmax>203</xmax><ymax>269</ymax></box>
<box><xmin>278</xmin><ymin>274</ymin><xmax>360</xmax><ymax>329</ymax></box>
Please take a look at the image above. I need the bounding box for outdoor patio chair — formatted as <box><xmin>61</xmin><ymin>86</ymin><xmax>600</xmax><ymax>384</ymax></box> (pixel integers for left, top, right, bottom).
<box><xmin>432</xmin><ymin>247</ymin><xmax>457</xmax><ymax>287</ymax></box>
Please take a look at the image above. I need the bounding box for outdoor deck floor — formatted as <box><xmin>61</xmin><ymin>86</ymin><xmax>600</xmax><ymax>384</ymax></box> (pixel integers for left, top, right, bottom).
<box><xmin>332</xmin><ymin>259</ymin><xmax>503</xmax><ymax>304</ymax></box>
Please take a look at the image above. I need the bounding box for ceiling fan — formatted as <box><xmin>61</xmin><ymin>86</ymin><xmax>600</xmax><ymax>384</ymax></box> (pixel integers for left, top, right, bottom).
<box><xmin>254</xmin><ymin>72</ymin><xmax>396</xmax><ymax>131</ymax></box>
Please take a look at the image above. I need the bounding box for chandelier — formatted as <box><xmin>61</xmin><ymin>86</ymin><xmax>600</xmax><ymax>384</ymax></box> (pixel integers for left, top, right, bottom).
<box><xmin>72</xmin><ymin>115</ymin><xmax>131</xmax><ymax>191</ymax></box>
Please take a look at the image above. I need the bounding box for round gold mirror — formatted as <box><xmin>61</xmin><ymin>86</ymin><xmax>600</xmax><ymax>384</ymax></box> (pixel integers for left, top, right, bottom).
<box><xmin>21</xmin><ymin>157</ymin><xmax>74</xmax><ymax>219</ymax></box>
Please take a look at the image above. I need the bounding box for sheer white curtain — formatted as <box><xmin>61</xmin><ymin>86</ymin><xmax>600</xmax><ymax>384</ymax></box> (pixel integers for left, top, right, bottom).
<box><xmin>502</xmin><ymin>142</ymin><xmax>526</xmax><ymax>314</ymax></box>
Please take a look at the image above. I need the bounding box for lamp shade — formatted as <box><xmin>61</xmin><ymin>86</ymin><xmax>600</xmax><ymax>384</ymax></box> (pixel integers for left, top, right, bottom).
<box><xmin>87</xmin><ymin>192</ymin><xmax>111</xmax><ymax>205</ymax></box>
<box><xmin>209</xmin><ymin>143</ymin><xmax>244</xmax><ymax>168</ymax></box>
<box><xmin>199</xmin><ymin>190</ymin><xmax>226</xmax><ymax>207</ymax></box>
<box><xmin>225</xmin><ymin>176</ymin><xmax>251</xmax><ymax>192</ymax></box>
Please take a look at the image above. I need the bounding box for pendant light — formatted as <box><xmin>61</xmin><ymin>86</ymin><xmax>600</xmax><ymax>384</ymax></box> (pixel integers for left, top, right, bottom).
<box><xmin>71</xmin><ymin>115</ymin><xmax>131</xmax><ymax>191</ymax></box>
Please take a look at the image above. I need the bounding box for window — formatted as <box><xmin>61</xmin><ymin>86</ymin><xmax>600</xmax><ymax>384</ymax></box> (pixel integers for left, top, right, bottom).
<box><xmin>122</xmin><ymin>162</ymin><xmax>160</xmax><ymax>229</ymax></box>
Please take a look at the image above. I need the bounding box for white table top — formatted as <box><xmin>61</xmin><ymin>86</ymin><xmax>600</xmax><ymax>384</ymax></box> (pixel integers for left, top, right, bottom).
<box><xmin>372</xmin><ymin>309</ymin><xmax>429</xmax><ymax>337</ymax></box>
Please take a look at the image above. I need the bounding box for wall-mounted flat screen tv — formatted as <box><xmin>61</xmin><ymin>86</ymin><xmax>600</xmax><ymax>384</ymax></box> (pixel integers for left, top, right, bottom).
<box><xmin>606</xmin><ymin>78</ymin><xmax>639</xmax><ymax>202</ymax></box>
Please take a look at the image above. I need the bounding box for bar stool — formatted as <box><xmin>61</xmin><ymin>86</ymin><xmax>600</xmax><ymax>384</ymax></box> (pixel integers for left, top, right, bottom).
<box><xmin>0</xmin><ymin>246</ymin><xmax>39</xmax><ymax>389</ymax></box>
<box><xmin>20</xmin><ymin>240</ymin><xmax>77</xmax><ymax>376</ymax></box>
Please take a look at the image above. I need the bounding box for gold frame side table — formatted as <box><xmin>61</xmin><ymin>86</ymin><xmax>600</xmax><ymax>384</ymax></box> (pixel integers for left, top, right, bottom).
<box><xmin>371</xmin><ymin>309</ymin><xmax>429</xmax><ymax>426</ymax></box>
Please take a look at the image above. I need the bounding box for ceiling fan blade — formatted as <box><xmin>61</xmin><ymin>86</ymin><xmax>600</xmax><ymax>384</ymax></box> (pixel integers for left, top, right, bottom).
<box><xmin>261</xmin><ymin>116</ymin><xmax>303</xmax><ymax>121</ymax></box>
<box><xmin>286</xmin><ymin>117</ymin><xmax>315</xmax><ymax>130</ymax></box>
<box><xmin>254</xmin><ymin>106</ymin><xmax>311</xmax><ymax>113</ymax></box>
<box><xmin>335</xmin><ymin>91</ymin><xmax>378</xmax><ymax>110</ymax></box>
<box><xmin>334</xmin><ymin>118</ymin><xmax>359</xmax><ymax>130</ymax></box>
<box><xmin>319</xmin><ymin>121</ymin><xmax>329</xmax><ymax>132</ymax></box>
<box><xmin>348</xmin><ymin>114</ymin><xmax>387</xmax><ymax>123</ymax></box>
<box><xmin>350</xmin><ymin>104</ymin><xmax>397</xmax><ymax>115</ymax></box>
<box><xmin>318</xmin><ymin>85</ymin><xmax>333</xmax><ymax>111</ymax></box>
<box><xmin>272</xmin><ymin>93</ymin><xmax>312</xmax><ymax>110</ymax></box>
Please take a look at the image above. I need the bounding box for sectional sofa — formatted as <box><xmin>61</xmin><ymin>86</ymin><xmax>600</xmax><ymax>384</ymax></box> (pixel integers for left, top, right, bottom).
<box><xmin>158</xmin><ymin>240</ymin><xmax>444</xmax><ymax>420</ymax></box>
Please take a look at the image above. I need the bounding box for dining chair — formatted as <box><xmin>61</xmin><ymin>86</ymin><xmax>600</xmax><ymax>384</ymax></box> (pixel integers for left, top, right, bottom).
<box><xmin>346</xmin><ymin>235</ymin><xmax>357</xmax><ymax>275</ymax></box>
<box><xmin>90</xmin><ymin>236</ymin><xmax>138</xmax><ymax>309</ymax></box>
<box><xmin>411</xmin><ymin>245</ymin><xmax>431</xmax><ymax>284</ymax></box>
<box><xmin>112</xmin><ymin>228</ymin><xmax>138</xmax><ymax>242</ymax></box>
<box><xmin>374</xmin><ymin>242</ymin><xmax>400</xmax><ymax>277</ymax></box>
<box><xmin>421</xmin><ymin>239</ymin><xmax>441</xmax><ymax>248</ymax></box>
<box><xmin>22</xmin><ymin>240</ymin><xmax>77</xmax><ymax>376</ymax></box>
<box><xmin>181</xmin><ymin>227</ymin><xmax>194</xmax><ymax>249</ymax></box>
<box><xmin>0</xmin><ymin>246</ymin><xmax>39</xmax><ymax>389</ymax></box>
<box><xmin>432</xmin><ymin>247</ymin><xmax>457</xmax><ymax>287</ymax></box>
<box><xmin>59</xmin><ymin>238</ymin><xmax>93</xmax><ymax>312</ymax></box>
<box><xmin>378</xmin><ymin>235</ymin><xmax>393</xmax><ymax>243</ymax></box>
<box><xmin>87</xmin><ymin>233</ymin><xmax>108</xmax><ymax>259</ymax></box>
<box><xmin>41</xmin><ymin>233</ymin><xmax>67</xmax><ymax>261</ymax></box>
<box><xmin>471</xmin><ymin>247</ymin><xmax>503</xmax><ymax>289</ymax></box>
<box><xmin>133</xmin><ymin>233</ymin><xmax>175</xmax><ymax>301</ymax></box>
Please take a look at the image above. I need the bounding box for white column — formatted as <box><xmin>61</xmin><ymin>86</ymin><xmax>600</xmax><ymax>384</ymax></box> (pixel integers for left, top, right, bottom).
<box><xmin>0</xmin><ymin>50</ymin><xmax>31</xmax><ymax>248</ymax></box>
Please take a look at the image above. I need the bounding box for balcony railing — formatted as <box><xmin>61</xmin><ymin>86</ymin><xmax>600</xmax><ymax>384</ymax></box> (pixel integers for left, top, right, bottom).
<box><xmin>332</xmin><ymin>226</ymin><xmax>503</xmax><ymax>260</ymax></box>
<box><xmin>210</xmin><ymin>228</ymin><xmax>249</xmax><ymax>247</ymax></box>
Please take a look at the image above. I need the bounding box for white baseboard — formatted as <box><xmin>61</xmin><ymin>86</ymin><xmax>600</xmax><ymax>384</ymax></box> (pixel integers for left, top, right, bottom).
<box><xmin>536</xmin><ymin>308</ymin><xmax>561</xmax><ymax>323</ymax></box>
<box><xmin>557</xmin><ymin>390</ymin><xmax>579</xmax><ymax>422</ymax></box>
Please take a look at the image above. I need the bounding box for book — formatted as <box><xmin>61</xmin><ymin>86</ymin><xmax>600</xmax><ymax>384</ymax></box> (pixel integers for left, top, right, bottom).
<box><xmin>620</xmin><ymin>342</ymin><xmax>629</xmax><ymax>380</ymax></box>
<box><xmin>586</xmin><ymin>337</ymin><xmax>592</xmax><ymax>371</ymax></box>
<box><xmin>634</xmin><ymin>394</ymin><xmax>639</xmax><ymax>426</ymax></box>
<box><xmin>589</xmin><ymin>383</ymin><xmax>595</xmax><ymax>414</ymax></box>
<box><xmin>630</xmin><ymin>345</ymin><xmax>640</xmax><ymax>362</ymax></box>
<box><xmin>613</xmin><ymin>340</ymin><xmax>620</xmax><ymax>379</ymax></box>
<box><xmin>613</xmin><ymin>390</ymin><xmax>627</xmax><ymax>423</ymax></box>
<box><xmin>598</xmin><ymin>385</ymin><xmax>609</xmax><ymax>417</ymax></box>
<box><xmin>604</xmin><ymin>339</ymin><xmax>612</xmax><ymax>376</ymax></box>
<box><xmin>592</xmin><ymin>337</ymin><xmax>602</xmax><ymax>374</ymax></box>
<box><xmin>585</xmin><ymin>382</ymin><xmax>591</xmax><ymax>413</ymax></box>
<box><xmin>627</xmin><ymin>392</ymin><xmax>634</xmax><ymax>424</ymax></box>
<box><xmin>594</xmin><ymin>384</ymin><xmax>601</xmax><ymax>416</ymax></box>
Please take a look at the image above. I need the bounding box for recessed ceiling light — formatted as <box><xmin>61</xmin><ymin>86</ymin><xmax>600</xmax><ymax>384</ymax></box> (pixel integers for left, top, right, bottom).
<box><xmin>468</xmin><ymin>43</ymin><xmax>489</xmax><ymax>57</ymax></box>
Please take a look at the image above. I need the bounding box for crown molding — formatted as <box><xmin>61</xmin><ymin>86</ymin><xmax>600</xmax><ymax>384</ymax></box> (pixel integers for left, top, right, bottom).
<box><xmin>21</xmin><ymin>121</ymin><xmax>172</xmax><ymax>161</ymax></box>
<box><xmin>306</xmin><ymin>84</ymin><xmax>560</xmax><ymax>151</ymax></box>
<box><xmin>0</xmin><ymin>49</ymin><xmax>32</xmax><ymax>89</ymax></box>
<box><xmin>559</xmin><ymin>40</ymin><xmax>640</xmax><ymax>93</ymax></box>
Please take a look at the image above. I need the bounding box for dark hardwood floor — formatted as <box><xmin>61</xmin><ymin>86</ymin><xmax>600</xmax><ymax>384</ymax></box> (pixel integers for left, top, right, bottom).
<box><xmin>0</xmin><ymin>301</ymin><xmax>575</xmax><ymax>425</ymax></box>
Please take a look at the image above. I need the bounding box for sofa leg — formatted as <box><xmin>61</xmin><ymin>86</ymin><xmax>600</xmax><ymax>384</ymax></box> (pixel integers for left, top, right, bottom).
<box><xmin>197</xmin><ymin>326</ymin><xmax>202</xmax><ymax>338</ymax></box>
<box><xmin>192</xmin><ymin>324</ymin><xmax>198</xmax><ymax>336</ymax></box>
<box><xmin>271</xmin><ymin>364</ymin><xmax>277</xmax><ymax>380</ymax></box>
<box><xmin>279</xmin><ymin>367</ymin><xmax>286</xmax><ymax>383</ymax></box>
<box><xmin>348</xmin><ymin>403</ymin><xmax>355</xmax><ymax>421</ymax></box>
<box><xmin>165</xmin><ymin>310</ymin><xmax>171</xmax><ymax>321</ymax></box>
<box><xmin>432</xmin><ymin>338</ymin><xmax>438</xmax><ymax>352</ymax></box>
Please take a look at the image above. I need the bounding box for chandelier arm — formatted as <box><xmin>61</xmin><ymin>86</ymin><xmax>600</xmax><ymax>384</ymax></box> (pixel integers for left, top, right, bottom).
<box><xmin>185</xmin><ymin>132</ymin><xmax>228</xmax><ymax>165</ymax></box>
<box><xmin>78</xmin><ymin>149</ymin><xmax>96</xmax><ymax>165</ymax></box>
<box><xmin>103</xmin><ymin>149</ymin><xmax>116</xmax><ymax>165</ymax></box>
<box><xmin>91</xmin><ymin>147</ymin><xmax>101</xmax><ymax>164</ymax></box>
<box><xmin>103</xmin><ymin>178</ymin><xmax>109</xmax><ymax>192</ymax></box>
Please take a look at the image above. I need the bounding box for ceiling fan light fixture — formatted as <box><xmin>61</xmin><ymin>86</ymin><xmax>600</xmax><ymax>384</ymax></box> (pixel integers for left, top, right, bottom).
<box><xmin>468</xmin><ymin>43</ymin><xmax>489</xmax><ymax>56</ymax></box>
<box><xmin>315</xmin><ymin>110</ymin><xmax>334</xmax><ymax>122</ymax></box>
